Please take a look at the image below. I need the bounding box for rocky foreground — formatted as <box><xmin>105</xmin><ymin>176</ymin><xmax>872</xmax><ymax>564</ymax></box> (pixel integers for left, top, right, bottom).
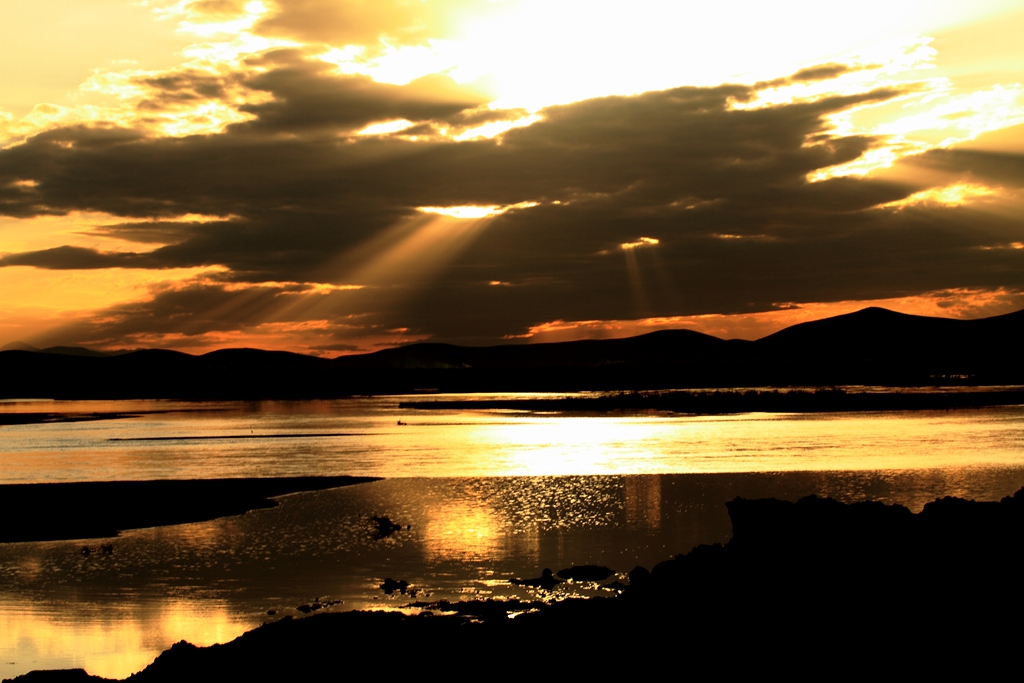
<box><xmin>14</xmin><ymin>487</ymin><xmax>1024</xmax><ymax>680</ymax></box>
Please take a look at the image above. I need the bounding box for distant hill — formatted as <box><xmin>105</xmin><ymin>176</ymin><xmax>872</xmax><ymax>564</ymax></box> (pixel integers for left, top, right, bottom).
<box><xmin>1</xmin><ymin>342</ymin><xmax>135</xmax><ymax>357</ymax></box>
<box><xmin>1</xmin><ymin>307</ymin><xmax>1022</xmax><ymax>399</ymax></box>
<box><xmin>752</xmin><ymin>307</ymin><xmax>1024</xmax><ymax>385</ymax></box>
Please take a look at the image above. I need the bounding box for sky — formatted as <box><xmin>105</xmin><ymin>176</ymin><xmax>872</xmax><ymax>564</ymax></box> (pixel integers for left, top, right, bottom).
<box><xmin>1</xmin><ymin>0</ymin><xmax>1023</xmax><ymax>355</ymax></box>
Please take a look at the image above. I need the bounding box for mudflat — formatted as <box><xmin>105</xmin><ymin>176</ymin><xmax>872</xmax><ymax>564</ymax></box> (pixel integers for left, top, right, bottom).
<box><xmin>0</xmin><ymin>476</ymin><xmax>379</xmax><ymax>543</ymax></box>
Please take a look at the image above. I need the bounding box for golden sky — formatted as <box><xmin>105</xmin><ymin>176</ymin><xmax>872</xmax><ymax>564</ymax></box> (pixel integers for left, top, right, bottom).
<box><xmin>1</xmin><ymin>0</ymin><xmax>1023</xmax><ymax>354</ymax></box>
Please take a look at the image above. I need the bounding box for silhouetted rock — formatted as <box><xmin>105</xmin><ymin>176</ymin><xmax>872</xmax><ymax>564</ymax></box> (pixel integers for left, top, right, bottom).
<box><xmin>380</xmin><ymin>578</ymin><xmax>409</xmax><ymax>595</ymax></box>
<box><xmin>405</xmin><ymin>598</ymin><xmax>544</xmax><ymax>622</ymax></box>
<box><xmin>5</xmin><ymin>669</ymin><xmax>108</xmax><ymax>682</ymax></box>
<box><xmin>371</xmin><ymin>515</ymin><xmax>403</xmax><ymax>538</ymax></box>
<box><xmin>626</xmin><ymin>565</ymin><xmax>651</xmax><ymax>589</ymax></box>
<box><xmin>633</xmin><ymin>486</ymin><xmax>1024</xmax><ymax>620</ymax></box>
<box><xmin>600</xmin><ymin>581</ymin><xmax>628</xmax><ymax>591</ymax></box>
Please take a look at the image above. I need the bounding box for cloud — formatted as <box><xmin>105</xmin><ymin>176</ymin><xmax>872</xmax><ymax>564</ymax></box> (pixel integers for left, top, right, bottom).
<box><xmin>233</xmin><ymin>50</ymin><xmax>490</xmax><ymax>137</ymax></box>
<box><xmin>184</xmin><ymin>0</ymin><xmax>251</xmax><ymax>21</ymax></box>
<box><xmin>23</xmin><ymin>277</ymin><xmax>426</xmax><ymax>354</ymax></box>
<box><xmin>790</xmin><ymin>63</ymin><xmax>856</xmax><ymax>82</ymax></box>
<box><xmin>3</xmin><ymin>57</ymin><xmax>1024</xmax><ymax>351</ymax></box>
<box><xmin>908</xmin><ymin>147</ymin><xmax>1024</xmax><ymax>187</ymax></box>
<box><xmin>0</xmin><ymin>246</ymin><xmax>157</xmax><ymax>269</ymax></box>
<box><xmin>252</xmin><ymin>0</ymin><xmax>486</xmax><ymax>47</ymax></box>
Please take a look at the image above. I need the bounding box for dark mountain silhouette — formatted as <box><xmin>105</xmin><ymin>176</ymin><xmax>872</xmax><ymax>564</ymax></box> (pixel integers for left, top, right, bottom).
<box><xmin>333</xmin><ymin>328</ymin><xmax>737</xmax><ymax>370</ymax></box>
<box><xmin>35</xmin><ymin>346</ymin><xmax>135</xmax><ymax>357</ymax></box>
<box><xmin>0</xmin><ymin>341</ymin><xmax>39</xmax><ymax>352</ymax></box>
<box><xmin>752</xmin><ymin>306</ymin><xmax>1024</xmax><ymax>385</ymax></box>
<box><xmin>1</xmin><ymin>307</ymin><xmax>1022</xmax><ymax>399</ymax></box>
<box><xmin>1</xmin><ymin>342</ymin><xmax>137</xmax><ymax>356</ymax></box>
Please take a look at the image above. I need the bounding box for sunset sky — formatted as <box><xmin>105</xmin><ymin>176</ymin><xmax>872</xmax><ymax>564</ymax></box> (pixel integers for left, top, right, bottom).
<box><xmin>1</xmin><ymin>0</ymin><xmax>1023</xmax><ymax>355</ymax></box>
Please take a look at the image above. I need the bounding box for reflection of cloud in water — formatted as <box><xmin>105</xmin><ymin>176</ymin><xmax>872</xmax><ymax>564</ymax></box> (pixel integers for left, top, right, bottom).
<box><xmin>0</xmin><ymin>597</ymin><xmax>243</xmax><ymax>681</ymax></box>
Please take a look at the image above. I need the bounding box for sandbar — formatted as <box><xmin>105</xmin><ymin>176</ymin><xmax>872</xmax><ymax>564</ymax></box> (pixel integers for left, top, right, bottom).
<box><xmin>0</xmin><ymin>476</ymin><xmax>379</xmax><ymax>543</ymax></box>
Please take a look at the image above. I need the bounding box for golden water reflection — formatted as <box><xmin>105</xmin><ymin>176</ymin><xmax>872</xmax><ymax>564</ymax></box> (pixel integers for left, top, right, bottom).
<box><xmin>0</xmin><ymin>598</ymin><xmax>245</xmax><ymax>681</ymax></box>
<box><xmin>1</xmin><ymin>398</ymin><xmax>1023</xmax><ymax>482</ymax></box>
<box><xmin>423</xmin><ymin>501</ymin><xmax>507</xmax><ymax>563</ymax></box>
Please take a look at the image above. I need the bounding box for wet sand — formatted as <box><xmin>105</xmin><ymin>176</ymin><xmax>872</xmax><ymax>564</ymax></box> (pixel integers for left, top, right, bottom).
<box><xmin>0</xmin><ymin>477</ymin><xmax>379</xmax><ymax>543</ymax></box>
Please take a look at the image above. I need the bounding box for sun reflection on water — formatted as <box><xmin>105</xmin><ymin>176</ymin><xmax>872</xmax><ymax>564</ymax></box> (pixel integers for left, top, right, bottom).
<box><xmin>2</xmin><ymin>398</ymin><xmax>1024</xmax><ymax>481</ymax></box>
<box><xmin>422</xmin><ymin>502</ymin><xmax>505</xmax><ymax>563</ymax></box>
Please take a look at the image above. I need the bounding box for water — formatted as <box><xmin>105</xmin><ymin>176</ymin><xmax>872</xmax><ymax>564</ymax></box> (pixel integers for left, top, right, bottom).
<box><xmin>2</xmin><ymin>395</ymin><xmax>1023</xmax><ymax>679</ymax></box>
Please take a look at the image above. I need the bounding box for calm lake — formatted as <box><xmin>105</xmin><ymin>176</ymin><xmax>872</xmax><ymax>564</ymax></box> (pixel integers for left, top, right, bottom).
<box><xmin>2</xmin><ymin>394</ymin><xmax>1024</xmax><ymax>679</ymax></box>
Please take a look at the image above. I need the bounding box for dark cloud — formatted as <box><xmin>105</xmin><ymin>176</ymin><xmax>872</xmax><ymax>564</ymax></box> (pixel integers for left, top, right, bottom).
<box><xmin>905</xmin><ymin>147</ymin><xmax>1024</xmax><ymax>186</ymax></box>
<box><xmin>25</xmin><ymin>279</ymin><xmax>410</xmax><ymax>352</ymax></box>
<box><xmin>0</xmin><ymin>246</ymin><xmax>156</xmax><ymax>269</ymax></box>
<box><xmin>791</xmin><ymin>63</ymin><xmax>855</xmax><ymax>82</ymax></box>
<box><xmin>87</xmin><ymin>221</ymin><xmax>234</xmax><ymax>245</ymax></box>
<box><xmin>442</xmin><ymin>106</ymin><xmax>531</xmax><ymax>127</ymax></box>
<box><xmin>234</xmin><ymin>51</ymin><xmax>490</xmax><ymax>137</ymax></box>
<box><xmin>753</xmin><ymin>62</ymin><xmax>865</xmax><ymax>90</ymax></box>
<box><xmin>135</xmin><ymin>69</ymin><xmax>239</xmax><ymax>111</ymax></box>
<box><xmin>3</xmin><ymin>58</ymin><xmax>1024</xmax><ymax>349</ymax></box>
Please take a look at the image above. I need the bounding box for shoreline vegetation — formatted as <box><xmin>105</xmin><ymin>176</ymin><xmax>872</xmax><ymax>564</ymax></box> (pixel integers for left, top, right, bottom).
<box><xmin>399</xmin><ymin>386</ymin><xmax>1024</xmax><ymax>414</ymax></box>
<box><xmin>11</xmin><ymin>486</ymin><xmax>1024</xmax><ymax>679</ymax></box>
<box><xmin>0</xmin><ymin>477</ymin><xmax>378</xmax><ymax>543</ymax></box>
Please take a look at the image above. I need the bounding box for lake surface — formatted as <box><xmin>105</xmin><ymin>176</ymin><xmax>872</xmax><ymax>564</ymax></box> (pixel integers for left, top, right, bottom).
<box><xmin>2</xmin><ymin>395</ymin><xmax>1024</xmax><ymax>679</ymax></box>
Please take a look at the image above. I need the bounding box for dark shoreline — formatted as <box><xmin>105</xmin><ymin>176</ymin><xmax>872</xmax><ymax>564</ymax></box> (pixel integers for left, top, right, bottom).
<box><xmin>0</xmin><ymin>411</ymin><xmax>157</xmax><ymax>426</ymax></box>
<box><xmin>399</xmin><ymin>387</ymin><xmax>1024</xmax><ymax>414</ymax></box>
<box><xmin>0</xmin><ymin>476</ymin><xmax>379</xmax><ymax>543</ymax></box>
<box><xmin>11</xmin><ymin>486</ymin><xmax>1024</xmax><ymax>680</ymax></box>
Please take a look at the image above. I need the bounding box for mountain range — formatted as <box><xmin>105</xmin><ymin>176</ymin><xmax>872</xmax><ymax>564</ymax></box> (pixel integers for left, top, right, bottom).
<box><xmin>2</xmin><ymin>307</ymin><xmax>1022</xmax><ymax>399</ymax></box>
